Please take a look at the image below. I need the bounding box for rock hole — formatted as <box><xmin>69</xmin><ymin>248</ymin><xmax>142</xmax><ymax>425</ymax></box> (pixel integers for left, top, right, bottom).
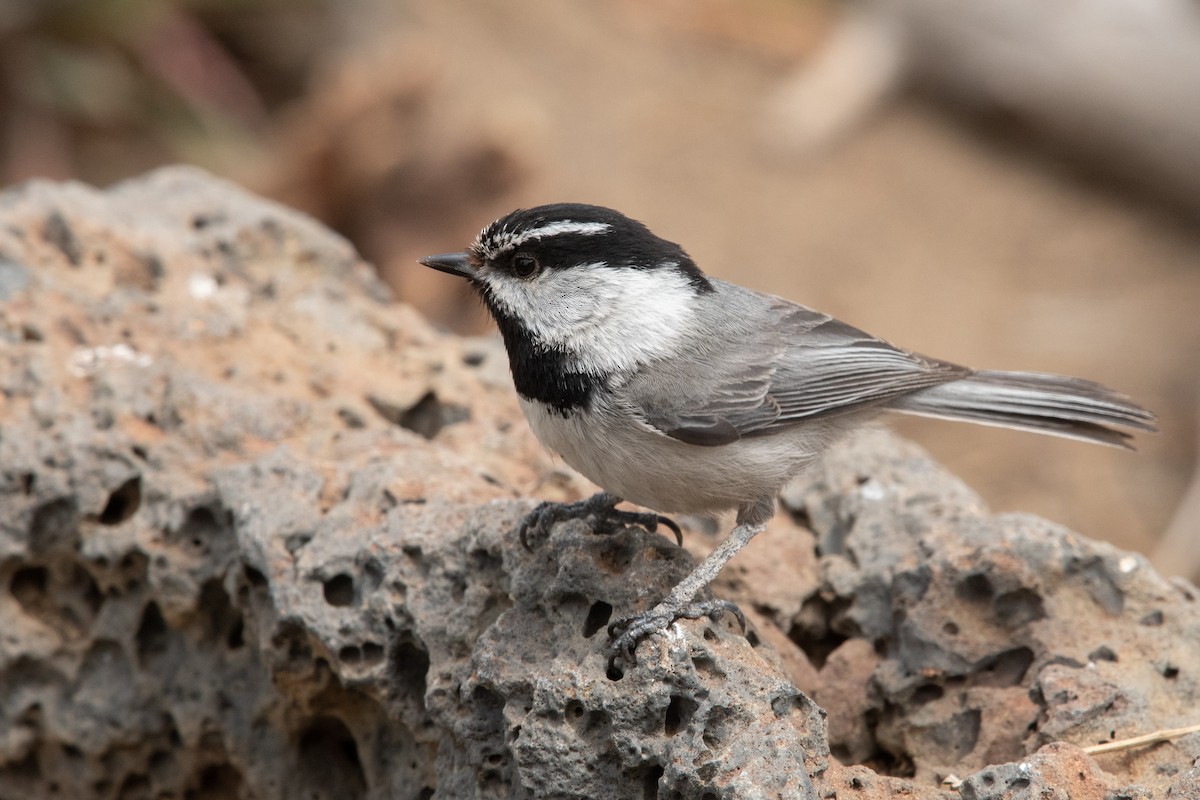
<box><xmin>942</xmin><ymin>621</ymin><xmax>959</xmax><ymax>636</ymax></box>
<box><xmin>191</xmin><ymin>213</ymin><xmax>225</xmax><ymax>230</ymax></box>
<box><xmin>972</xmin><ymin>647</ymin><xmax>1034</xmax><ymax>687</ymax></box>
<box><xmin>362</xmin><ymin>559</ymin><xmax>385</xmax><ymax>591</ymax></box>
<box><xmin>284</xmin><ymin>532</ymin><xmax>312</xmax><ymax>554</ymax></box>
<box><xmin>1042</xmin><ymin>654</ymin><xmax>1085</xmax><ymax>670</ymax></box>
<box><xmin>787</xmin><ymin>595</ymin><xmax>849</xmax><ymax>669</ymax></box>
<box><xmin>226</xmin><ymin>616</ymin><xmax>245</xmax><ymax>650</ymax></box>
<box><xmin>148</xmin><ymin>749</ymin><xmax>174</xmax><ymax>780</ymax></box>
<box><xmin>469</xmin><ymin>684</ymin><xmax>506</xmax><ymax>747</ymax></box>
<box><xmin>606</xmin><ymin>662</ymin><xmax>624</xmax><ymax>681</ymax></box>
<box><xmin>367</xmin><ymin>391</ymin><xmax>469</xmax><ymax>439</ymax></box>
<box><xmin>297</xmin><ymin>716</ymin><xmax>366</xmax><ymax>800</ymax></box>
<box><xmin>596</xmin><ymin>540</ymin><xmax>634</xmax><ymax>574</ymax></box>
<box><xmin>1140</xmin><ymin>610</ymin><xmax>1164</xmax><ymax>626</ymax></box>
<box><xmin>566</xmin><ymin>700</ymin><xmax>586</xmax><ymax>720</ymax></box>
<box><xmin>417</xmin><ymin>788</ymin><xmax>434</xmax><ymax>800</ymax></box>
<box><xmin>178</xmin><ymin>505</ymin><xmax>228</xmax><ymax>554</ymax></box>
<box><xmin>870</xmin><ymin>745</ymin><xmax>915</xmax><ymax>778</ymax></box>
<box><xmin>1088</xmin><ymin>645</ymin><xmax>1118</xmax><ymax>663</ymax></box>
<box><xmin>394</xmin><ymin>639</ymin><xmax>430</xmax><ymax>699</ymax></box>
<box><xmin>893</xmin><ymin>566</ymin><xmax>932</xmax><ymax>603</ymax></box>
<box><xmin>664</xmin><ymin>694</ymin><xmax>698</xmax><ymax>736</ymax></box>
<box><xmin>702</xmin><ymin>706</ymin><xmax>733</xmax><ymax>750</ymax></box>
<box><xmin>191</xmin><ymin>763</ymin><xmax>244</xmax><ymax>800</ymax></box>
<box><xmin>323</xmin><ymin>574</ymin><xmax>355</xmax><ymax>607</ymax></box>
<box><xmin>956</xmin><ymin>572</ymin><xmax>994</xmax><ymax>604</ymax></box>
<box><xmin>78</xmin><ymin>563</ymin><xmax>103</xmax><ymax>615</ymax></box>
<box><xmin>18</xmin><ymin>472</ymin><xmax>35</xmax><ymax>495</ymax></box>
<box><xmin>1160</xmin><ymin>663</ymin><xmax>1179</xmax><ymax>680</ymax></box>
<box><xmin>1068</xmin><ymin>556</ymin><xmax>1125</xmax><ymax>615</ymax></box>
<box><xmin>134</xmin><ymin>251</ymin><xmax>165</xmax><ymax>289</ymax></box>
<box><xmin>462</xmin><ymin>350</ymin><xmax>487</xmax><ymax>366</ymax></box>
<box><xmin>993</xmin><ymin>588</ymin><xmax>1046</xmax><ymax>626</ymax></box>
<box><xmin>243</xmin><ymin>564</ymin><xmax>267</xmax><ymax>588</ymax></box>
<box><xmin>337</xmin><ymin>407</ymin><xmax>367</xmax><ymax>429</ymax></box>
<box><xmin>911</xmin><ymin>684</ymin><xmax>944</xmax><ymax>706</ymax></box>
<box><xmin>119</xmin><ymin>773</ymin><xmax>150</xmax><ymax>798</ymax></box>
<box><xmin>43</xmin><ymin>211</ymin><xmax>82</xmax><ymax>265</ymax></box>
<box><xmin>198</xmin><ymin>580</ymin><xmax>239</xmax><ymax>645</ymax></box>
<box><xmin>10</xmin><ymin>565</ymin><xmax>48</xmax><ymax>608</ymax></box>
<box><xmin>361</xmin><ymin>642</ymin><xmax>385</xmax><ymax>665</ymax></box>
<box><xmin>583</xmin><ymin>601</ymin><xmax>612</xmax><ymax>638</ymax></box>
<box><xmin>6</xmin><ymin>751</ymin><xmax>40</xmax><ymax>782</ymax></box>
<box><xmin>770</xmin><ymin>691</ymin><xmax>806</xmax><ymax>718</ymax></box>
<box><xmin>136</xmin><ymin>602</ymin><xmax>169</xmax><ymax>666</ymax></box>
<box><xmin>642</xmin><ymin>764</ymin><xmax>664</xmax><ymax>800</ymax></box>
<box><xmin>99</xmin><ymin>476</ymin><xmax>141</xmax><ymax>525</ymax></box>
<box><xmin>273</xmin><ymin>623</ymin><xmax>313</xmax><ymax>669</ymax></box>
<box><xmin>29</xmin><ymin>497</ymin><xmax>80</xmax><ymax>554</ymax></box>
<box><xmin>12</xmin><ymin>562</ymin><xmax>101</xmax><ymax>633</ymax></box>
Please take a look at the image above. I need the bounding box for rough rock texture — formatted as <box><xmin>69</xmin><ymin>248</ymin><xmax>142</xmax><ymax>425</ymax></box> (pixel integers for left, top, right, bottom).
<box><xmin>0</xmin><ymin>168</ymin><xmax>1197</xmax><ymax>799</ymax></box>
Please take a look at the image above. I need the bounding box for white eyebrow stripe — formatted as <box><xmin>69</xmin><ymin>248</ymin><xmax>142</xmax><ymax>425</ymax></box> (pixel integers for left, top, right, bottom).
<box><xmin>519</xmin><ymin>220</ymin><xmax>612</xmax><ymax>242</ymax></box>
<box><xmin>482</xmin><ymin>220</ymin><xmax>612</xmax><ymax>256</ymax></box>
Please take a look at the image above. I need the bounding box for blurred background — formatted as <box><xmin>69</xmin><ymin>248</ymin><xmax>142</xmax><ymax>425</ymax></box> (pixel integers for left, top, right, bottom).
<box><xmin>2</xmin><ymin>0</ymin><xmax>1197</xmax><ymax>576</ymax></box>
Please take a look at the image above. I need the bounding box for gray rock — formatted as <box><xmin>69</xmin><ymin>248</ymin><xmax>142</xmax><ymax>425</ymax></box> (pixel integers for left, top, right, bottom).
<box><xmin>0</xmin><ymin>167</ymin><xmax>1195</xmax><ymax>800</ymax></box>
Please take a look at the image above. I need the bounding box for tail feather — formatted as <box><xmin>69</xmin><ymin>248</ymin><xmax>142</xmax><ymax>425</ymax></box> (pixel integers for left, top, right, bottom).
<box><xmin>888</xmin><ymin>370</ymin><xmax>1158</xmax><ymax>449</ymax></box>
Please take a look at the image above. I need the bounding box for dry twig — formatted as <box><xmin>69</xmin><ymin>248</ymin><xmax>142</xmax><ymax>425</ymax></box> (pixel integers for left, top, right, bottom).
<box><xmin>1081</xmin><ymin>722</ymin><xmax>1200</xmax><ymax>755</ymax></box>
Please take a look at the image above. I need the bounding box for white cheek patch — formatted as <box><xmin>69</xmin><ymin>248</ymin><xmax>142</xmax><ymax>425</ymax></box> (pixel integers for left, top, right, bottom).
<box><xmin>483</xmin><ymin>263</ymin><xmax>697</xmax><ymax>373</ymax></box>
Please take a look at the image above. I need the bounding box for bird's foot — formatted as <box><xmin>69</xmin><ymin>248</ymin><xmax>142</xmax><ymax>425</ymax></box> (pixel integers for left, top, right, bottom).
<box><xmin>517</xmin><ymin>493</ymin><xmax>682</xmax><ymax>550</ymax></box>
<box><xmin>607</xmin><ymin>597</ymin><xmax>745</xmax><ymax>666</ymax></box>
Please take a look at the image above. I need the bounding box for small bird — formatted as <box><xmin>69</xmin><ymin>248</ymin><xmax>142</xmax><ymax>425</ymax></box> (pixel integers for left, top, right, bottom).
<box><xmin>420</xmin><ymin>203</ymin><xmax>1156</xmax><ymax>664</ymax></box>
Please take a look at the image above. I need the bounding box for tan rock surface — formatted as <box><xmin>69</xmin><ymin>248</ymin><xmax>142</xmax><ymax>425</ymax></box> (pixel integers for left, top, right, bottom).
<box><xmin>0</xmin><ymin>169</ymin><xmax>1196</xmax><ymax>799</ymax></box>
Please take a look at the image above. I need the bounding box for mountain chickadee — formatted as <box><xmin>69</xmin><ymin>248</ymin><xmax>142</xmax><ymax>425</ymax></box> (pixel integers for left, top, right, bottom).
<box><xmin>420</xmin><ymin>203</ymin><xmax>1156</xmax><ymax>664</ymax></box>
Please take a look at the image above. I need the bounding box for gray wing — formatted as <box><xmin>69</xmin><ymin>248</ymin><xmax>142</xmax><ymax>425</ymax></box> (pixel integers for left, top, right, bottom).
<box><xmin>626</xmin><ymin>284</ymin><xmax>969</xmax><ymax>446</ymax></box>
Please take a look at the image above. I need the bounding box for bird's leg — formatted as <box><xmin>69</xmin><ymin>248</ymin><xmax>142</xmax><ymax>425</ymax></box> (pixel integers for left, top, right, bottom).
<box><xmin>517</xmin><ymin>491</ymin><xmax>683</xmax><ymax>550</ymax></box>
<box><xmin>607</xmin><ymin>497</ymin><xmax>775</xmax><ymax>665</ymax></box>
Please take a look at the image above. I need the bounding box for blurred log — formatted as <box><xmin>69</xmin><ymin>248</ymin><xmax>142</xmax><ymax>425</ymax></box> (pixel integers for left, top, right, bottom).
<box><xmin>765</xmin><ymin>0</ymin><xmax>1200</xmax><ymax>216</ymax></box>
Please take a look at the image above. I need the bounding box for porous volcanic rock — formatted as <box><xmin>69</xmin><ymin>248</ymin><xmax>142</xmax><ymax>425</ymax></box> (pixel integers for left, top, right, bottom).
<box><xmin>0</xmin><ymin>168</ymin><xmax>1196</xmax><ymax>800</ymax></box>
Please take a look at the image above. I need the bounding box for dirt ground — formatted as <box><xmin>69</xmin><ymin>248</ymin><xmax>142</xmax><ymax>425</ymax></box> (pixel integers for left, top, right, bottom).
<box><xmin>361</xmin><ymin>0</ymin><xmax>1198</xmax><ymax>562</ymax></box>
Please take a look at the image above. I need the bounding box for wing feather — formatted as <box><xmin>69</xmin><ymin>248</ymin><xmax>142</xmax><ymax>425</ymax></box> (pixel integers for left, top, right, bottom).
<box><xmin>625</xmin><ymin>283</ymin><xmax>967</xmax><ymax>445</ymax></box>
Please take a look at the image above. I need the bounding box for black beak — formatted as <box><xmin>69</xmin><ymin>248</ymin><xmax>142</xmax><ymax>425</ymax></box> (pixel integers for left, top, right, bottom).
<box><xmin>418</xmin><ymin>252</ymin><xmax>475</xmax><ymax>279</ymax></box>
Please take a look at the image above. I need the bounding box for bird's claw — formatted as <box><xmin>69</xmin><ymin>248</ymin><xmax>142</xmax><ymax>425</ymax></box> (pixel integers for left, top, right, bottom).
<box><xmin>517</xmin><ymin>500</ymin><xmax>575</xmax><ymax>550</ymax></box>
<box><xmin>613</xmin><ymin>510</ymin><xmax>683</xmax><ymax>546</ymax></box>
<box><xmin>607</xmin><ymin>598</ymin><xmax>745</xmax><ymax>666</ymax></box>
<box><xmin>517</xmin><ymin>495</ymin><xmax>682</xmax><ymax>550</ymax></box>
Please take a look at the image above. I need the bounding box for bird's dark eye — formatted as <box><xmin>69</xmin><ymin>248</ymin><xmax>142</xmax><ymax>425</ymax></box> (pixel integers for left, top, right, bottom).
<box><xmin>511</xmin><ymin>253</ymin><xmax>540</xmax><ymax>278</ymax></box>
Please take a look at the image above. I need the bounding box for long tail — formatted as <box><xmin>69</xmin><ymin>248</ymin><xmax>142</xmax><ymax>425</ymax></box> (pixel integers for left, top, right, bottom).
<box><xmin>887</xmin><ymin>370</ymin><xmax>1158</xmax><ymax>449</ymax></box>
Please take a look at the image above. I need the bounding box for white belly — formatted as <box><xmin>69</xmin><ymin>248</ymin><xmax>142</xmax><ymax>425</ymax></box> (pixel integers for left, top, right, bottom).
<box><xmin>519</xmin><ymin>397</ymin><xmax>839</xmax><ymax>514</ymax></box>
